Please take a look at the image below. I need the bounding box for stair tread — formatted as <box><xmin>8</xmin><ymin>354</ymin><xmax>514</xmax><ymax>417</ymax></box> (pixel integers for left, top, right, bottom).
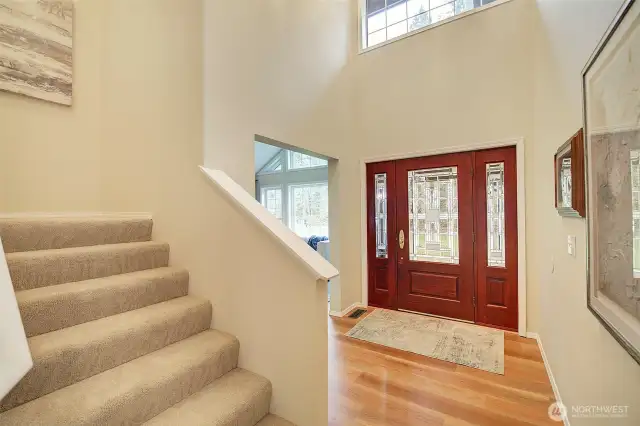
<box><xmin>0</xmin><ymin>330</ymin><xmax>239</xmax><ymax>426</ymax></box>
<box><xmin>6</xmin><ymin>241</ymin><xmax>170</xmax><ymax>291</ymax></box>
<box><xmin>17</xmin><ymin>266</ymin><xmax>188</xmax><ymax>305</ymax></box>
<box><xmin>0</xmin><ymin>216</ymin><xmax>153</xmax><ymax>253</ymax></box>
<box><xmin>17</xmin><ymin>267</ymin><xmax>190</xmax><ymax>336</ymax></box>
<box><xmin>1</xmin><ymin>296</ymin><xmax>212</xmax><ymax>412</ymax></box>
<box><xmin>6</xmin><ymin>240</ymin><xmax>167</xmax><ymax>259</ymax></box>
<box><xmin>255</xmin><ymin>414</ymin><xmax>296</xmax><ymax>426</ymax></box>
<box><xmin>143</xmin><ymin>369</ymin><xmax>271</xmax><ymax>426</ymax></box>
<box><xmin>28</xmin><ymin>295</ymin><xmax>210</xmax><ymax>356</ymax></box>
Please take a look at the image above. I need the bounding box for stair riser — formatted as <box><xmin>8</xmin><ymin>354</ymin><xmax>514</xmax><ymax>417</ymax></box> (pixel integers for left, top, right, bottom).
<box><xmin>0</xmin><ymin>218</ymin><xmax>153</xmax><ymax>253</ymax></box>
<box><xmin>0</xmin><ymin>302</ymin><xmax>212</xmax><ymax>412</ymax></box>
<box><xmin>7</xmin><ymin>243</ymin><xmax>170</xmax><ymax>291</ymax></box>
<box><xmin>18</xmin><ymin>269</ymin><xmax>190</xmax><ymax>337</ymax></box>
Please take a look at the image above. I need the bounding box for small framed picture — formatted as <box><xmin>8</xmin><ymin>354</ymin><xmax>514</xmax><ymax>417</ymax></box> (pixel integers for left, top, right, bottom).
<box><xmin>554</xmin><ymin>128</ymin><xmax>585</xmax><ymax>218</ymax></box>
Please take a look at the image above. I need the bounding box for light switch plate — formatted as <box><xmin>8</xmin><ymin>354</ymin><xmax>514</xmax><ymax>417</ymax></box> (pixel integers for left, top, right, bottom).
<box><xmin>567</xmin><ymin>235</ymin><xmax>576</xmax><ymax>257</ymax></box>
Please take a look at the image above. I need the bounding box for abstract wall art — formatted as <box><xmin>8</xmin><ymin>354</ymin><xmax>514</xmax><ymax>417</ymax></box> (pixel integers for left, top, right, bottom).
<box><xmin>584</xmin><ymin>0</ymin><xmax>640</xmax><ymax>364</ymax></box>
<box><xmin>0</xmin><ymin>0</ymin><xmax>73</xmax><ymax>105</ymax></box>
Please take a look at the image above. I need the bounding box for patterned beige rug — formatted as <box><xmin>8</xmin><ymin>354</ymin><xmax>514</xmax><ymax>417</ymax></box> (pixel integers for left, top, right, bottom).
<box><xmin>346</xmin><ymin>309</ymin><xmax>504</xmax><ymax>374</ymax></box>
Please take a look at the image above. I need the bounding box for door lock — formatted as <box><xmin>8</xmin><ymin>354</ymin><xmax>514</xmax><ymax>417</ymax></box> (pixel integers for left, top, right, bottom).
<box><xmin>399</xmin><ymin>229</ymin><xmax>405</xmax><ymax>249</ymax></box>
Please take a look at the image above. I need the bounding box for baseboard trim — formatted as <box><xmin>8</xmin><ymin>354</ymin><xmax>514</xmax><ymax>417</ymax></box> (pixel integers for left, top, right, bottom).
<box><xmin>527</xmin><ymin>332</ymin><xmax>570</xmax><ymax>426</ymax></box>
<box><xmin>329</xmin><ymin>303</ymin><xmax>366</xmax><ymax>318</ymax></box>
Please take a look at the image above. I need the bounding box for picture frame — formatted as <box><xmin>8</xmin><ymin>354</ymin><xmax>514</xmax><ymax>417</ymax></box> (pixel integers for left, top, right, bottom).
<box><xmin>583</xmin><ymin>0</ymin><xmax>640</xmax><ymax>365</ymax></box>
<box><xmin>554</xmin><ymin>128</ymin><xmax>585</xmax><ymax>218</ymax></box>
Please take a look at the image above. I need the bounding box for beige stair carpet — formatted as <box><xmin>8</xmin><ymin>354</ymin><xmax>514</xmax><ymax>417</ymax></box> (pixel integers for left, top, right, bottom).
<box><xmin>0</xmin><ymin>216</ymin><xmax>295</xmax><ymax>426</ymax></box>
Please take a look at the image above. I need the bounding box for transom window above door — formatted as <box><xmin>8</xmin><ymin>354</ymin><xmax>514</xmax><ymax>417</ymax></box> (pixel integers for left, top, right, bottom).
<box><xmin>362</xmin><ymin>0</ymin><xmax>500</xmax><ymax>50</ymax></box>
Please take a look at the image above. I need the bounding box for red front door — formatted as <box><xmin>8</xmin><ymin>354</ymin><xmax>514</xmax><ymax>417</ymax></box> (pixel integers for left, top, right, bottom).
<box><xmin>366</xmin><ymin>147</ymin><xmax>518</xmax><ymax>330</ymax></box>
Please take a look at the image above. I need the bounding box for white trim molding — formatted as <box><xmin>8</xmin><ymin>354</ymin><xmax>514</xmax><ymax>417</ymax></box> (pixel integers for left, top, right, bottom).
<box><xmin>527</xmin><ymin>332</ymin><xmax>570</xmax><ymax>426</ymax></box>
<box><xmin>0</xmin><ymin>237</ymin><xmax>32</xmax><ymax>399</ymax></box>
<box><xmin>200</xmin><ymin>166</ymin><xmax>339</xmax><ymax>282</ymax></box>
<box><xmin>329</xmin><ymin>303</ymin><xmax>367</xmax><ymax>318</ymax></box>
<box><xmin>359</xmin><ymin>137</ymin><xmax>528</xmax><ymax>336</ymax></box>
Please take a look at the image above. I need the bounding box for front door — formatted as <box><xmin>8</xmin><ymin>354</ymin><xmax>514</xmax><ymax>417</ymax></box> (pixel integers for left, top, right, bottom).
<box><xmin>366</xmin><ymin>147</ymin><xmax>518</xmax><ymax>330</ymax></box>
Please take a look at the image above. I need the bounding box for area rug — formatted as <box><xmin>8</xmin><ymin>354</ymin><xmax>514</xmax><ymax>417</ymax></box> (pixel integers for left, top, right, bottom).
<box><xmin>346</xmin><ymin>309</ymin><xmax>504</xmax><ymax>374</ymax></box>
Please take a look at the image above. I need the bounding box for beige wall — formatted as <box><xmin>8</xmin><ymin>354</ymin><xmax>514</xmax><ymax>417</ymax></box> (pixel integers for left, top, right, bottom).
<box><xmin>0</xmin><ymin>0</ymin><xmax>103</xmax><ymax>212</ymax></box>
<box><xmin>346</xmin><ymin>0</ymin><xmax>536</xmax><ymax>319</ymax></box>
<box><xmin>0</xmin><ymin>0</ymin><xmax>329</xmax><ymax>424</ymax></box>
<box><xmin>202</xmin><ymin>0</ymin><xmax>356</xmax><ymax>316</ymax></box>
<box><xmin>98</xmin><ymin>1</ymin><xmax>328</xmax><ymax>424</ymax></box>
<box><xmin>202</xmin><ymin>0</ymin><xmax>537</xmax><ymax>324</ymax></box>
<box><xmin>3</xmin><ymin>0</ymin><xmax>640</xmax><ymax>422</ymax></box>
<box><xmin>533</xmin><ymin>0</ymin><xmax>640</xmax><ymax>423</ymax></box>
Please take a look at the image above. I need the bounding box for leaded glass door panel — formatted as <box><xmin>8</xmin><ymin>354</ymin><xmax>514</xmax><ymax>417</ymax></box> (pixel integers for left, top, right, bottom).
<box><xmin>395</xmin><ymin>153</ymin><xmax>475</xmax><ymax>322</ymax></box>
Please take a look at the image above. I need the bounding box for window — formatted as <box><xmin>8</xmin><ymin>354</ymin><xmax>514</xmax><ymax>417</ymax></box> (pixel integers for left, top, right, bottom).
<box><xmin>256</xmin><ymin>146</ymin><xmax>330</xmax><ymax>238</ymax></box>
<box><xmin>362</xmin><ymin>0</ymin><xmax>497</xmax><ymax>49</ymax></box>
<box><xmin>260</xmin><ymin>186</ymin><xmax>283</xmax><ymax>222</ymax></box>
<box><xmin>290</xmin><ymin>183</ymin><xmax>329</xmax><ymax>237</ymax></box>
<box><xmin>288</xmin><ymin>152</ymin><xmax>328</xmax><ymax>170</ymax></box>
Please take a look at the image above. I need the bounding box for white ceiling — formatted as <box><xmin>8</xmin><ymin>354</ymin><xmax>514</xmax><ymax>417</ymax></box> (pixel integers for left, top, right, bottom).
<box><xmin>254</xmin><ymin>142</ymin><xmax>282</xmax><ymax>173</ymax></box>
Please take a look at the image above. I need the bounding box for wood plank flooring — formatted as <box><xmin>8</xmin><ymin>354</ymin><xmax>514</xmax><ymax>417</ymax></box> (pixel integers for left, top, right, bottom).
<box><xmin>329</xmin><ymin>308</ymin><xmax>557</xmax><ymax>426</ymax></box>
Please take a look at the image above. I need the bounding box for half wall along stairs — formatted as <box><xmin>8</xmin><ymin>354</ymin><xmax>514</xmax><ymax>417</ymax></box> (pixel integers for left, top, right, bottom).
<box><xmin>0</xmin><ymin>216</ymin><xmax>295</xmax><ymax>426</ymax></box>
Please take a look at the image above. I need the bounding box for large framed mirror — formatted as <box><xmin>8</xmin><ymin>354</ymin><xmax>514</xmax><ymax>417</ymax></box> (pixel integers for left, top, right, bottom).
<box><xmin>554</xmin><ymin>128</ymin><xmax>585</xmax><ymax>218</ymax></box>
<box><xmin>584</xmin><ymin>0</ymin><xmax>640</xmax><ymax>365</ymax></box>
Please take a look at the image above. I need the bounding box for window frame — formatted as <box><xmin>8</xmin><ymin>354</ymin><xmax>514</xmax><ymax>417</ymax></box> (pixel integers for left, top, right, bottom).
<box><xmin>256</xmin><ymin>149</ymin><xmax>330</xmax><ymax>237</ymax></box>
<box><xmin>287</xmin><ymin>151</ymin><xmax>329</xmax><ymax>171</ymax></box>
<box><xmin>358</xmin><ymin>0</ymin><xmax>513</xmax><ymax>54</ymax></box>
<box><xmin>259</xmin><ymin>185</ymin><xmax>284</xmax><ymax>222</ymax></box>
<box><xmin>288</xmin><ymin>181</ymin><xmax>330</xmax><ymax>237</ymax></box>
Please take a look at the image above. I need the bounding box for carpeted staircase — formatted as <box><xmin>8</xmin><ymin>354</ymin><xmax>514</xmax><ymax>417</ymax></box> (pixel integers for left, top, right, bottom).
<box><xmin>0</xmin><ymin>216</ymin><xmax>295</xmax><ymax>426</ymax></box>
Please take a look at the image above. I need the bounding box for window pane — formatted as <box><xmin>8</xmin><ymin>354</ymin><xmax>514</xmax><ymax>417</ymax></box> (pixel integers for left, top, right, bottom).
<box><xmin>430</xmin><ymin>0</ymin><xmax>452</xmax><ymax>9</ymax></box>
<box><xmin>368</xmin><ymin>29</ymin><xmax>387</xmax><ymax>47</ymax></box>
<box><xmin>408</xmin><ymin>167</ymin><xmax>459</xmax><ymax>264</ymax></box>
<box><xmin>454</xmin><ymin>0</ymin><xmax>474</xmax><ymax>14</ymax></box>
<box><xmin>408</xmin><ymin>0</ymin><xmax>429</xmax><ymax>18</ymax></box>
<box><xmin>631</xmin><ymin>150</ymin><xmax>640</xmax><ymax>275</ymax></box>
<box><xmin>260</xmin><ymin>187</ymin><xmax>283</xmax><ymax>222</ymax></box>
<box><xmin>431</xmin><ymin>2</ymin><xmax>455</xmax><ymax>24</ymax></box>
<box><xmin>486</xmin><ymin>163</ymin><xmax>506</xmax><ymax>268</ymax></box>
<box><xmin>288</xmin><ymin>152</ymin><xmax>328</xmax><ymax>170</ymax></box>
<box><xmin>368</xmin><ymin>10</ymin><xmax>386</xmax><ymax>33</ymax></box>
<box><xmin>409</xmin><ymin>12</ymin><xmax>429</xmax><ymax>31</ymax></box>
<box><xmin>375</xmin><ymin>173</ymin><xmax>388</xmax><ymax>258</ymax></box>
<box><xmin>367</xmin><ymin>0</ymin><xmax>386</xmax><ymax>14</ymax></box>
<box><xmin>387</xmin><ymin>20</ymin><xmax>408</xmax><ymax>40</ymax></box>
<box><xmin>387</xmin><ymin>1</ymin><xmax>407</xmax><ymax>25</ymax></box>
<box><xmin>290</xmin><ymin>184</ymin><xmax>329</xmax><ymax>237</ymax></box>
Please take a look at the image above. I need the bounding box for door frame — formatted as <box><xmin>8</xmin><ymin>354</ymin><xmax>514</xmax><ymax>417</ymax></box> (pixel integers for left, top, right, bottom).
<box><xmin>359</xmin><ymin>137</ymin><xmax>528</xmax><ymax>336</ymax></box>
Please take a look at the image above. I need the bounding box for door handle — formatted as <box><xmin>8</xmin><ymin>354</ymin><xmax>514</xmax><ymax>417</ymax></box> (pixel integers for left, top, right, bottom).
<box><xmin>399</xmin><ymin>229</ymin><xmax>405</xmax><ymax>250</ymax></box>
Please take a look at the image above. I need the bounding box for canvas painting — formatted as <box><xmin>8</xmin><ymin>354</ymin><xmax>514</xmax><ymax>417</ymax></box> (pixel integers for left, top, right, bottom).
<box><xmin>0</xmin><ymin>0</ymin><xmax>73</xmax><ymax>105</ymax></box>
<box><xmin>584</xmin><ymin>0</ymin><xmax>640</xmax><ymax>364</ymax></box>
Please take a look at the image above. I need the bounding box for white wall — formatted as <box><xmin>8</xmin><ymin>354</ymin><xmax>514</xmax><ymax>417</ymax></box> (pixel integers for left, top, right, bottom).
<box><xmin>533</xmin><ymin>1</ymin><xmax>640</xmax><ymax>423</ymax></box>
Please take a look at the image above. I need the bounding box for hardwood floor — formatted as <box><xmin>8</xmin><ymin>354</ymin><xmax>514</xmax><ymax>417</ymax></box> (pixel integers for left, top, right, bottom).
<box><xmin>329</xmin><ymin>308</ymin><xmax>558</xmax><ymax>426</ymax></box>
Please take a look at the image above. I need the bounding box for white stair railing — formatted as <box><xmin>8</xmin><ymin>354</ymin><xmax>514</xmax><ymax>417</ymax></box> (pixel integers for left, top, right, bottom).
<box><xmin>0</xmin><ymin>237</ymin><xmax>32</xmax><ymax>399</ymax></box>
